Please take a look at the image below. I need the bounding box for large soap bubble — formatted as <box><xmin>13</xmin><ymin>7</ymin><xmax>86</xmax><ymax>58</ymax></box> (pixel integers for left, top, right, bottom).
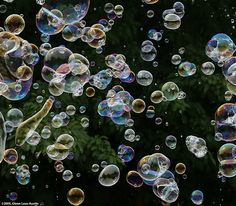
<box><xmin>206</xmin><ymin>33</ymin><xmax>236</xmax><ymax>63</ymax></box>
<box><xmin>98</xmin><ymin>164</ymin><xmax>120</xmax><ymax>187</ymax></box>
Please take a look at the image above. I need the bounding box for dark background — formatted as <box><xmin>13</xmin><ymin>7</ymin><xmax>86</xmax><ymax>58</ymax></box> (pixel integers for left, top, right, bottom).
<box><xmin>0</xmin><ymin>0</ymin><xmax>236</xmax><ymax>205</ymax></box>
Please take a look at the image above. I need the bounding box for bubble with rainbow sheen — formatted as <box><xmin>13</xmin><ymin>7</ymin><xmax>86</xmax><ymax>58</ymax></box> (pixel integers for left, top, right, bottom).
<box><xmin>222</xmin><ymin>57</ymin><xmax>236</xmax><ymax>86</ymax></box>
<box><xmin>178</xmin><ymin>62</ymin><xmax>196</xmax><ymax>77</ymax></box>
<box><xmin>215</xmin><ymin>103</ymin><xmax>236</xmax><ymax>142</ymax></box>
<box><xmin>137</xmin><ymin>153</ymin><xmax>170</xmax><ymax>181</ymax></box>
<box><xmin>16</xmin><ymin>164</ymin><xmax>31</xmax><ymax>185</ymax></box>
<box><xmin>191</xmin><ymin>190</ymin><xmax>204</xmax><ymax>205</ymax></box>
<box><xmin>3</xmin><ymin>148</ymin><xmax>18</xmax><ymax>165</ymax></box>
<box><xmin>217</xmin><ymin>143</ymin><xmax>236</xmax><ymax>178</ymax></box>
<box><xmin>117</xmin><ymin>144</ymin><xmax>135</xmax><ymax>162</ymax></box>
<box><xmin>126</xmin><ymin>171</ymin><xmax>143</xmax><ymax>188</ymax></box>
<box><xmin>206</xmin><ymin>33</ymin><xmax>236</xmax><ymax>63</ymax></box>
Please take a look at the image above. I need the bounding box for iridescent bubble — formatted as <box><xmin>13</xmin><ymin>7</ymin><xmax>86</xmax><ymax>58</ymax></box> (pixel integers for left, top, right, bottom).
<box><xmin>186</xmin><ymin>135</ymin><xmax>207</xmax><ymax>158</ymax></box>
<box><xmin>124</xmin><ymin>129</ymin><xmax>136</xmax><ymax>142</ymax></box>
<box><xmin>153</xmin><ymin>177</ymin><xmax>179</xmax><ymax>203</ymax></box>
<box><xmin>16</xmin><ymin>65</ymin><xmax>33</xmax><ymax>81</ymax></box>
<box><xmin>201</xmin><ymin>61</ymin><xmax>215</xmax><ymax>75</ymax></box>
<box><xmin>98</xmin><ymin>164</ymin><xmax>120</xmax><ymax>187</ymax></box>
<box><xmin>54</xmin><ymin>161</ymin><xmax>64</xmax><ymax>173</ymax></box>
<box><xmin>148</xmin><ymin>29</ymin><xmax>162</xmax><ymax>41</ymax></box>
<box><xmin>16</xmin><ymin>164</ymin><xmax>31</xmax><ymax>185</ymax></box>
<box><xmin>175</xmin><ymin>163</ymin><xmax>186</xmax><ymax>174</ymax></box>
<box><xmin>104</xmin><ymin>3</ymin><xmax>114</xmax><ymax>14</ymax></box>
<box><xmin>126</xmin><ymin>170</ymin><xmax>143</xmax><ymax>188</ymax></box>
<box><xmin>164</xmin><ymin>14</ymin><xmax>181</xmax><ymax>30</ymax></box>
<box><xmin>117</xmin><ymin>144</ymin><xmax>135</xmax><ymax>162</ymax></box>
<box><xmin>3</xmin><ymin>148</ymin><xmax>18</xmax><ymax>164</ymax></box>
<box><xmin>178</xmin><ymin>62</ymin><xmax>197</xmax><ymax>77</ymax></box>
<box><xmin>85</xmin><ymin>87</ymin><xmax>95</xmax><ymax>97</ymax></box>
<box><xmin>51</xmin><ymin>114</ymin><xmax>63</xmax><ymax>128</ymax></box>
<box><xmin>222</xmin><ymin>57</ymin><xmax>236</xmax><ymax>85</ymax></box>
<box><xmin>56</xmin><ymin>134</ymin><xmax>74</xmax><ymax>149</ymax></box>
<box><xmin>66</xmin><ymin>105</ymin><xmax>76</xmax><ymax>116</ymax></box>
<box><xmin>161</xmin><ymin>82</ymin><xmax>179</xmax><ymax>101</ymax></box>
<box><xmin>215</xmin><ymin>103</ymin><xmax>236</xmax><ymax>141</ymax></box>
<box><xmin>132</xmin><ymin>99</ymin><xmax>146</xmax><ymax>113</ymax></box>
<box><xmin>67</xmin><ymin>188</ymin><xmax>85</xmax><ymax>206</ymax></box>
<box><xmin>150</xmin><ymin>90</ymin><xmax>164</xmax><ymax>104</ymax></box>
<box><xmin>8</xmin><ymin>192</ymin><xmax>18</xmax><ymax>202</ymax></box>
<box><xmin>80</xmin><ymin>117</ymin><xmax>89</xmax><ymax>128</ymax></box>
<box><xmin>205</xmin><ymin>33</ymin><xmax>236</xmax><ymax>63</ymax></box>
<box><xmin>4</xmin><ymin>14</ymin><xmax>25</xmax><ymax>35</ymax></box>
<box><xmin>136</xmin><ymin>70</ymin><xmax>153</xmax><ymax>86</ymax></box>
<box><xmin>62</xmin><ymin>24</ymin><xmax>80</xmax><ymax>42</ymax></box>
<box><xmin>62</xmin><ymin>170</ymin><xmax>73</xmax><ymax>181</ymax></box>
<box><xmin>165</xmin><ymin>135</ymin><xmax>177</xmax><ymax>149</ymax></box>
<box><xmin>217</xmin><ymin>143</ymin><xmax>236</xmax><ymax>177</ymax></box>
<box><xmin>137</xmin><ymin>153</ymin><xmax>171</xmax><ymax>181</ymax></box>
<box><xmin>191</xmin><ymin>190</ymin><xmax>204</xmax><ymax>205</ymax></box>
<box><xmin>6</xmin><ymin>108</ymin><xmax>23</xmax><ymax>127</ymax></box>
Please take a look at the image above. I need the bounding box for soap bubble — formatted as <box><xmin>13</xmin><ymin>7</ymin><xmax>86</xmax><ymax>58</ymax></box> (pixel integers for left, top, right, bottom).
<box><xmin>164</xmin><ymin>14</ymin><xmax>181</xmax><ymax>30</ymax></box>
<box><xmin>150</xmin><ymin>90</ymin><xmax>164</xmax><ymax>104</ymax></box>
<box><xmin>66</xmin><ymin>105</ymin><xmax>76</xmax><ymax>116</ymax></box>
<box><xmin>140</xmin><ymin>40</ymin><xmax>157</xmax><ymax>62</ymax></box>
<box><xmin>178</xmin><ymin>62</ymin><xmax>197</xmax><ymax>77</ymax></box>
<box><xmin>91</xmin><ymin>164</ymin><xmax>100</xmax><ymax>172</ymax></box>
<box><xmin>62</xmin><ymin>24</ymin><xmax>80</xmax><ymax>42</ymax></box>
<box><xmin>148</xmin><ymin>29</ymin><xmax>162</xmax><ymax>41</ymax></box>
<box><xmin>3</xmin><ymin>148</ymin><xmax>18</xmax><ymax>164</ymax></box>
<box><xmin>54</xmin><ymin>161</ymin><xmax>64</xmax><ymax>173</ymax></box>
<box><xmin>222</xmin><ymin>57</ymin><xmax>236</xmax><ymax>85</ymax></box>
<box><xmin>136</xmin><ymin>70</ymin><xmax>153</xmax><ymax>86</ymax></box>
<box><xmin>62</xmin><ymin>170</ymin><xmax>73</xmax><ymax>181</ymax></box>
<box><xmin>26</xmin><ymin>131</ymin><xmax>41</xmax><ymax>146</ymax></box>
<box><xmin>191</xmin><ymin>190</ymin><xmax>204</xmax><ymax>205</ymax></box>
<box><xmin>175</xmin><ymin>163</ymin><xmax>186</xmax><ymax>174</ymax></box>
<box><xmin>153</xmin><ymin>177</ymin><xmax>179</xmax><ymax>203</ymax></box>
<box><xmin>98</xmin><ymin>164</ymin><xmax>120</xmax><ymax>187</ymax></box>
<box><xmin>41</xmin><ymin>127</ymin><xmax>51</xmax><ymax>139</ymax></box>
<box><xmin>32</xmin><ymin>164</ymin><xmax>39</xmax><ymax>172</ymax></box>
<box><xmin>104</xmin><ymin>3</ymin><xmax>114</xmax><ymax>14</ymax></box>
<box><xmin>126</xmin><ymin>170</ymin><xmax>143</xmax><ymax>188</ymax></box>
<box><xmin>8</xmin><ymin>192</ymin><xmax>18</xmax><ymax>201</ymax></box>
<box><xmin>137</xmin><ymin>153</ymin><xmax>170</xmax><ymax>181</ymax></box>
<box><xmin>186</xmin><ymin>135</ymin><xmax>207</xmax><ymax>158</ymax></box>
<box><xmin>6</xmin><ymin>108</ymin><xmax>23</xmax><ymax>127</ymax></box>
<box><xmin>161</xmin><ymin>82</ymin><xmax>179</xmax><ymax>101</ymax></box>
<box><xmin>201</xmin><ymin>62</ymin><xmax>215</xmax><ymax>75</ymax></box>
<box><xmin>215</xmin><ymin>103</ymin><xmax>236</xmax><ymax>141</ymax></box>
<box><xmin>206</xmin><ymin>33</ymin><xmax>236</xmax><ymax>63</ymax></box>
<box><xmin>165</xmin><ymin>135</ymin><xmax>177</xmax><ymax>149</ymax></box>
<box><xmin>67</xmin><ymin>188</ymin><xmax>85</xmax><ymax>206</ymax></box>
<box><xmin>16</xmin><ymin>164</ymin><xmax>31</xmax><ymax>185</ymax></box>
<box><xmin>4</xmin><ymin>14</ymin><xmax>25</xmax><ymax>35</ymax></box>
<box><xmin>144</xmin><ymin>0</ymin><xmax>159</xmax><ymax>4</ymax></box>
<box><xmin>171</xmin><ymin>54</ymin><xmax>182</xmax><ymax>65</ymax></box>
<box><xmin>132</xmin><ymin>99</ymin><xmax>146</xmax><ymax>113</ymax></box>
<box><xmin>117</xmin><ymin>144</ymin><xmax>135</xmax><ymax>162</ymax></box>
<box><xmin>124</xmin><ymin>129</ymin><xmax>136</xmax><ymax>142</ymax></box>
<box><xmin>217</xmin><ymin>143</ymin><xmax>236</xmax><ymax>177</ymax></box>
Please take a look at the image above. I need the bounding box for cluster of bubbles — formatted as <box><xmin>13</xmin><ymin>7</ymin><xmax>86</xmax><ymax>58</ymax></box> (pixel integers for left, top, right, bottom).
<box><xmin>42</xmin><ymin>47</ymin><xmax>90</xmax><ymax>97</ymax></box>
<box><xmin>117</xmin><ymin>144</ymin><xmax>135</xmax><ymax>162</ymax></box>
<box><xmin>185</xmin><ymin>135</ymin><xmax>208</xmax><ymax>158</ymax></box>
<box><xmin>163</xmin><ymin>2</ymin><xmax>185</xmax><ymax>30</ymax></box>
<box><xmin>217</xmin><ymin>143</ymin><xmax>236</xmax><ymax>178</ymax></box>
<box><xmin>16</xmin><ymin>164</ymin><xmax>31</xmax><ymax>185</ymax></box>
<box><xmin>140</xmin><ymin>40</ymin><xmax>157</xmax><ymax>62</ymax></box>
<box><xmin>0</xmin><ymin>17</ymin><xmax>39</xmax><ymax>100</ymax></box>
<box><xmin>104</xmin><ymin>3</ymin><xmax>124</xmax><ymax>19</ymax></box>
<box><xmin>0</xmin><ymin>112</ymin><xmax>7</xmax><ymax>163</ymax></box>
<box><xmin>46</xmin><ymin>134</ymin><xmax>74</xmax><ymax>161</ymax></box>
<box><xmin>105</xmin><ymin>53</ymin><xmax>135</xmax><ymax>83</ymax></box>
<box><xmin>97</xmin><ymin>87</ymin><xmax>134</xmax><ymax>125</ymax></box>
<box><xmin>36</xmin><ymin>0</ymin><xmax>90</xmax><ymax>36</ymax></box>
